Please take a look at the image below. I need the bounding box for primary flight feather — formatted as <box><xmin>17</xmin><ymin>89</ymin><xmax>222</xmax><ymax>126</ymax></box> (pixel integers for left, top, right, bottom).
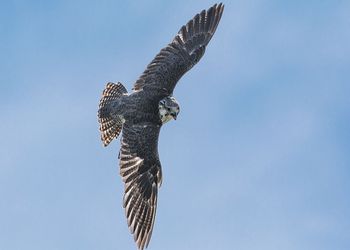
<box><xmin>98</xmin><ymin>3</ymin><xmax>224</xmax><ymax>249</ymax></box>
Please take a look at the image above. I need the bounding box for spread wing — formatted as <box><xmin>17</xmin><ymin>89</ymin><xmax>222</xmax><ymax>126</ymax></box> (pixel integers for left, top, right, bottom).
<box><xmin>119</xmin><ymin>122</ymin><xmax>162</xmax><ymax>250</ymax></box>
<box><xmin>133</xmin><ymin>3</ymin><xmax>224</xmax><ymax>94</ymax></box>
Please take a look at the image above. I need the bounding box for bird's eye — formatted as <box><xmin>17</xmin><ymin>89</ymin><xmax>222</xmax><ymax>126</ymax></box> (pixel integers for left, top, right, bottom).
<box><xmin>167</xmin><ymin>108</ymin><xmax>170</xmax><ymax>111</ymax></box>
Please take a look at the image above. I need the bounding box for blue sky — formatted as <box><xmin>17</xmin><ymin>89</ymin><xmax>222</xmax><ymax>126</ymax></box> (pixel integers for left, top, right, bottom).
<box><xmin>1</xmin><ymin>1</ymin><xmax>350</xmax><ymax>249</ymax></box>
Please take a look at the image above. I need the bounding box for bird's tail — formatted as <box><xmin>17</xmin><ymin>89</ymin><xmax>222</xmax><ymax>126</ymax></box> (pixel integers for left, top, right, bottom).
<box><xmin>98</xmin><ymin>82</ymin><xmax>128</xmax><ymax>147</ymax></box>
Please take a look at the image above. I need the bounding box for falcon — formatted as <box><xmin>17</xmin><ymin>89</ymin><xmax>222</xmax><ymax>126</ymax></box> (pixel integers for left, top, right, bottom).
<box><xmin>98</xmin><ymin>3</ymin><xmax>224</xmax><ymax>249</ymax></box>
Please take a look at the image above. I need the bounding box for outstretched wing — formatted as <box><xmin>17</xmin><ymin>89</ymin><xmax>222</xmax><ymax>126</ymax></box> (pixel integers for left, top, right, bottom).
<box><xmin>133</xmin><ymin>3</ymin><xmax>224</xmax><ymax>94</ymax></box>
<box><xmin>119</xmin><ymin>122</ymin><xmax>162</xmax><ymax>250</ymax></box>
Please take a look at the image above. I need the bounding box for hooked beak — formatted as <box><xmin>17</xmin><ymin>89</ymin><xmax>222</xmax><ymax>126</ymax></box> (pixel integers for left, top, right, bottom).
<box><xmin>171</xmin><ymin>112</ymin><xmax>177</xmax><ymax>120</ymax></box>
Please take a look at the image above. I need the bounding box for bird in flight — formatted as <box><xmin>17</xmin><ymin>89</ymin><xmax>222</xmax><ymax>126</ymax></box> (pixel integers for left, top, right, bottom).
<box><xmin>98</xmin><ymin>3</ymin><xmax>224</xmax><ymax>249</ymax></box>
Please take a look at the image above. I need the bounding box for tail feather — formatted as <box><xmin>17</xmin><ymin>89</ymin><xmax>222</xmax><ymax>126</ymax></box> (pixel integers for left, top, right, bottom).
<box><xmin>98</xmin><ymin>82</ymin><xmax>128</xmax><ymax>146</ymax></box>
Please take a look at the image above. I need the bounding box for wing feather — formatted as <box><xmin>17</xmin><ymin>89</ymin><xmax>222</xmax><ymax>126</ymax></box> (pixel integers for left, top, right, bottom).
<box><xmin>119</xmin><ymin>122</ymin><xmax>162</xmax><ymax>250</ymax></box>
<box><xmin>133</xmin><ymin>3</ymin><xmax>224</xmax><ymax>94</ymax></box>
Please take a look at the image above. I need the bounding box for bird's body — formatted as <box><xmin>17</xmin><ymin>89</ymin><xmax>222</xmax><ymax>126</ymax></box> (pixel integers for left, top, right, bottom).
<box><xmin>98</xmin><ymin>3</ymin><xmax>224</xmax><ymax>249</ymax></box>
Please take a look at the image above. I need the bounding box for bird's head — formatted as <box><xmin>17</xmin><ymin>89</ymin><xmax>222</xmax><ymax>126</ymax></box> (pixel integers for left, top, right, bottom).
<box><xmin>158</xmin><ymin>96</ymin><xmax>180</xmax><ymax>124</ymax></box>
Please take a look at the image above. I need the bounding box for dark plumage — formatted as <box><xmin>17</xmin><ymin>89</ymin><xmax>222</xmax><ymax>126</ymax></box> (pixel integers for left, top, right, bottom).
<box><xmin>98</xmin><ymin>3</ymin><xmax>224</xmax><ymax>249</ymax></box>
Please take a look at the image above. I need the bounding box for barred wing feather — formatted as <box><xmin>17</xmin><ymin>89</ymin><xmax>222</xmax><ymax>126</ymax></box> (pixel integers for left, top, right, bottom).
<box><xmin>133</xmin><ymin>3</ymin><xmax>224</xmax><ymax>94</ymax></box>
<box><xmin>119</xmin><ymin>122</ymin><xmax>162</xmax><ymax>250</ymax></box>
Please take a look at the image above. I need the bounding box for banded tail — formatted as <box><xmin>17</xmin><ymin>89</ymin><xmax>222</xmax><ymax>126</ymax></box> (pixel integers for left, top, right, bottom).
<box><xmin>98</xmin><ymin>82</ymin><xmax>128</xmax><ymax>146</ymax></box>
